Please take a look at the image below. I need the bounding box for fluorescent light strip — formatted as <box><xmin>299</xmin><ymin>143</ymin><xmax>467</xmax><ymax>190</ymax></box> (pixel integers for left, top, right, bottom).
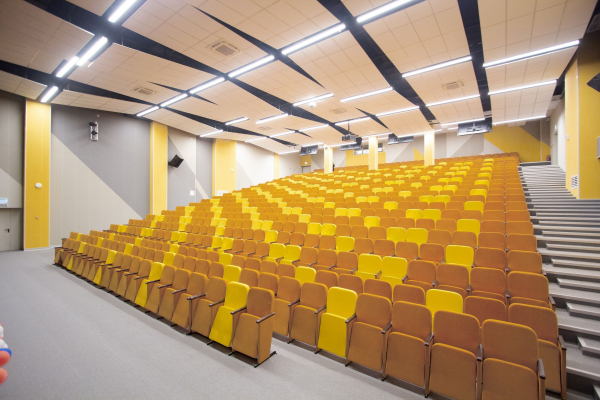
<box><xmin>335</xmin><ymin>117</ymin><xmax>371</xmax><ymax>126</ymax></box>
<box><xmin>108</xmin><ymin>0</ymin><xmax>137</xmax><ymax>23</ymax></box>
<box><xmin>299</xmin><ymin>124</ymin><xmax>329</xmax><ymax>132</ymax></box>
<box><xmin>190</xmin><ymin>77</ymin><xmax>225</xmax><ymax>94</ymax></box>
<box><xmin>357</xmin><ymin>0</ymin><xmax>415</xmax><ymax>23</ymax></box>
<box><xmin>246</xmin><ymin>137</ymin><xmax>267</xmax><ymax>142</ymax></box>
<box><xmin>492</xmin><ymin>115</ymin><xmax>546</xmax><ymax>126</ymax></box>
<box><xmin>448</xmin><ymin>127</ymin><xmax>459</xmax><ymax>131</ymax></box>
<box><xmin>56</xmin><ymin>57</ymin><xmax>80</xmax><ymax>78</ymax></box>
<box><xmin>426</xmin><ymin>94</ymin><xmax>480</xmax><ymax>107</ymax></box>
<box><xmin>483</xmin><ymin>40</ymin><xmax>579</xmax><ymax>68</ymax></box>
<box><xmin>402</xmin><ymin>56</ymin><xmax>472</xmax><ymax>78</ymax></box>
<box><xmin>293</xmin><ymin>93</ymin><xmax>334</xmax><ymax>106</ymax></box>
<box><xmin>376</xmin><ymin>106</ymin><xmax>419</xmax><ymax>117</ymax></box>
<box><xmin>160</xmin><ymin>93</ymin><xmax>188</xmax><ymax>108</ymax></box>
<box><xmin>362</xmin><ymin>132</ymin><xmax>391</xmax><ymax>138</ymax></box>
<box><xmin>136</xmin><ymin>106</ymin><xmax>159</xmax><ymax>117</ymax></box>
<box><xmin>488</xmin><ymin>80</ymin><xmax>557</xmax><ymax>96</ymax></box>
<box><xmin>441</xmin><ymin>118</ymin><xmax>485</xmax><ymax>127</ymax></box>
<box><xmin>229</xmin><ymin>55</ymin><xmax>274</xmax><ymax>78</ymax></box>
<box><xmin>200</xmin><ymin>130</ymin><xmax>223</xmax><ymax>137</ymax></box>
<box><xmin>270</xmin><ymin>131</ymin><xmax>295</xmax><ymax>138</ymax></box>
<box><xmin>225</xmin><ymin>117</ymin><xmax>249</xmax><ymax>125</ymax></box>
<box><xmin>282</xmin><ymin>24</ymin><xmax>345</xmax><ymax>55</ymax></box>
<box><xmin>40</xmin><ymin>86</ymin><xmax>59</xmax><ymax>103</ymax></box>
<box><xmin>256</xmin><ymin>113</ymin><xmax>288</xmax><ymax>124</ymax></box>
<box><xmin>77</xmin><ymin>37</ymin><xmax>108</xmax><ymax>66</ymax></box>
<box><xmin>341</xmin><ymin>87</ymin><xmax>393</xmax><ymax>102</ymax></box>
<box><xmin>279</xmin><ymin>150</ymin><xmax>300</xmax><ymax>155</ymax></box>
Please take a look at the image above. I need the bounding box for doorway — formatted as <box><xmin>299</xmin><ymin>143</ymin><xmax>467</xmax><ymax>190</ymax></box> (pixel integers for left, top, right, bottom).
<box><xmin>0</xmin><ymin>209</ymin><xmax>22</xmax><ymax>251</ymax></box>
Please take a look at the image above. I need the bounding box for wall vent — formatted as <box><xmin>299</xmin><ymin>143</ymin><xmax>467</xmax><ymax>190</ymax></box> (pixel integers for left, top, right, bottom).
<box><xmin>442</xmin><ymin>81</ymin><xmax>464</xmax><ymax>91</ymax></box>
<box><xmin>330</xmin><ymin>108</ymin><xmax>347</xmax><ymax>115</ymax></box>
<box><xmin>208</xmin><ymin>40</ymin><xmax>240</xmax><ymax>57</ymax></box>
<box><xmin>571</xmin><ymin>175</ymin><xmax>578</xmax><ymax>188</ymax></box>
<box><xmin>132</xmin><ymin>86</ymin><xmax>156</xmax><ymax>96</ymax></box>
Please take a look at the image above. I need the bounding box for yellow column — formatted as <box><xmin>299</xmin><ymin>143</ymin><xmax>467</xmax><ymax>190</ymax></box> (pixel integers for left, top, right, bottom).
<box><xmin>150</xmin><ymin>121</ymin><xmax>168</xmax><ymax>214</ymax></box>
<box><xmin>424</xmin><ymin>131</ymin><xmax>435</xmax><ymax>166</ymax></box>
<box><xmin>212</xmin><ymin>139</ymin><xmax>236</xmax><ymax>196</ymax></box>
<box><xmin>368</xmin><ymin>136</ymin><xmax>378</xmax><ymax>170</ymax></box>
<box><xmin>24</xmin><ymin>100</ymin><xmax>51</xmax><ymax>249</ymax></box>
<box><xmin>274</xmin><ymin>153</ymin><xmax>280</xmax><ymax>179</ymax></box>
<box><xmin>564</xmin><ymin>58</ymin><xmax>579</xmax><ymax>198</ymax></box>
<box><xmin>323</xmin><ymin>146</ymin><xmax>333</xmax><ymax>174</ymax></box>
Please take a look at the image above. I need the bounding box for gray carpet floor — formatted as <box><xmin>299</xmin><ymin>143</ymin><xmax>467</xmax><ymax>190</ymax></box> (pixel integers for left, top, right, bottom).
<box><xmin>0</xmin><ymin>249</ymin><xmax>590</xmax><ymax>400</ymax></box>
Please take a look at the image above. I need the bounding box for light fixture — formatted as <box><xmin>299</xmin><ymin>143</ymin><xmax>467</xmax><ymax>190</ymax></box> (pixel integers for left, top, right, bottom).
<box><xmin>483</xmin><ymin>40</ymin><xmax>579</xmax><ymax>68</ymax></box>
<box><xmin>282</xmin><ymin>24</ymin><xmax>345</xmax><ymax>55</ymax></box>
<box><xmin>190</xmin><ymin>77</ymin><xmax>225</xmax><ymax>94</ymax></box>
<box><xmin>40</xmin><ymin>86</ymin><xmax>59</xmax><ymax>103</ymax></box>
<box><xmin>376</xmin><ymin>106</ymin><xmax>419</xmax><ymax>117</ymax></box>
<box><xmin>108</xmin><ymin>0</ymin><xmax>137</xmax><ymax>23</ymax></box>
<box><xmin>228</xmin><ymin>55</ymin><xmax>275</xmax><ymax>78</ymax></box>
<box><xmin>299</xmin><ymin>124</ymin><xmax>329</xmax><ymax>132</ymax></box>
<box><xmin>270</xmin><ymin>131</ymin><xmax>295</xmax><ymax>138</ymax></box>
<box><xmin>246</xmin><ymin>137</ymin><xmax>267</xmax><ymax>142</ymax></box>
<box><xmin>200</xmin><ymin>130</ymin><xmax>223</xmax><ymax>137</ymax></box>
<box><xmin>279</xmin><ymin>150</ymin><xmax>300</xmax><ymax>154</ymax></box>
<box><xmin>256</xmin><ymin>113</ymin><xmax>288</xmax><ymax>124</ymax></box>
<box><xmin>225</xmin><ymin>117</ymin><xmax>249</xmax><ymax>125</ymax></box>
<box><xmin>492</xmin><ymin>115</ymin><xmax>546</xmax><ymax>126</ymax></box>
<box><xmin>160</xmin><ymin>93</ymin><xmax>188</xmax><ymax>108</ymax></box>
<box><xmin>356</xmin><ymin>0</ymin><xmax>415</xmax><ymax>23</ymax></box>
<box><xmin>402</xmin><ymin>56</ymin><xmax>472</xmax><ymax>78</ymax></box>
<box><xmin>441</xmin><ymin>117</ymin><xmax>485</xmax><ymax>127</ymax></box>
<box><xmin>136</xmin><ymin>106</ymin><xmax>159</xmax><ymax>117</ymax></box>
<box><xmin>362</xmin><ymin>132</ymin><xmax>391</xmax><ymax>138</ymax></box>
<box><xmin>293</xmin><ymin>93</ymin><xmax>334</xmax><ymax>106</ymax></box>
<box><xmin>426</xmin><ymin>94</ymin><xmax>480</xmax><ymax>107</ymax></box>
<box><xmin>56</xmin><ymin>57</ymin><xmax>80</xmax><ymax>78</ymax></box>
<box><xmin>335</xmin><ymin>117</ymin><xmax>370</xmax><ymax>125</ymax></box>
<box><xmin>448</xmin><ymin>127</ymin><xmax>459</xmax><ymax>131</ymax></box>
<box><xmin>488</xmin><ymin>80</ymin><xmax>557</xmax><ymax>96</ymax></box>
<box><xmin>341</xmin><ymin>87</ymin><xmax>393</xmax><ymax>102</ymax></box>
<box><xmin>77</xmin><ymin>37</ymin><xmax>108</xmax><ymax>66</ymax></box>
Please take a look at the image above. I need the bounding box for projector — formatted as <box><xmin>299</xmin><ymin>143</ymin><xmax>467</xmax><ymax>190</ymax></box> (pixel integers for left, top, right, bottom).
<box><xmin>342</xmin><ymin>133</ymin><xmax>358</xmax><ymax>141</ymax></box>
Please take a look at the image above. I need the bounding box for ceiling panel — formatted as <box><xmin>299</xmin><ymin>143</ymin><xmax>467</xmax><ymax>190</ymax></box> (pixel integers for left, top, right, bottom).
<box><xmin>427</xmin><ymin>96</ymin><xmax>485</xmax><ymax>124</ymax></box>
<box><xmin>490</xmin><ymin>83</ymin><xmax>555</xmax><ymax>121</ymax></box>
<box><xmin>67</xmin><ymin>0</ymin><xmax>113</xmax><ymax>16</ymax></box>
<box><xmin>334</xmin><ymin>117</ymin><xmax>390</xmax><ymax>136</ymax></box>
<box><xmin>405</xmin><ymin>61</ymin><xmax>480</xmax><ymax>105</ymax></box>
<box><xmin>339</xmin><ymin>89</ymin><xmax>416</xmax><ymax>115</ymax></box>
<box><xmin>0</xmin><ymin>71</ymin><xmax>46</xmax><ymax>99</ymax></box>
<box><xmin>249</xmin><ymin>138</ymin><xmax>293</xmax><ymax>154</ymax></box>
<box><xmin>235</xmin><ymin>114</ymin><xmax>321</xmax><ymax>136</ymax></box>
<box><xmin>293</xmin><ymin>96</ymin><xmax>366</xmax><ymax>122</ymax></box>
<box><xmin>378</xmin><ymin>109</ymin><xmax>433</xmax><ymax>136</ymax></box>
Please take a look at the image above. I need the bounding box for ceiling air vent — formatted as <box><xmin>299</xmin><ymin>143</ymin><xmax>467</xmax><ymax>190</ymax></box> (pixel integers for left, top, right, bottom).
<box><xmin>442</xmin><ymin>81</ymin><xmax>464</xmax><ymax>91</ymax></box>
<box><xmin>258</xmin><ymin>126</ymin><xmax>272</xmax><ymax>131</ymax></box>
<box><xmin>587</xmin><ymin>14</ymin><xmax>600</xmax><ymax>33</ymax></box>
<box><xmin>330</xmin><ymin>108</ymin><xmax>347</xmax><ymax>115</ymax></box>
<box><xmin>132</xmin><ymin>86</ymin><xmax>156</xmax><ymax>96</ymax></box>
<box><xmin>208</xmin><ymin>40</ymin><xmax>240</xmax><ymax>57</ymax></box>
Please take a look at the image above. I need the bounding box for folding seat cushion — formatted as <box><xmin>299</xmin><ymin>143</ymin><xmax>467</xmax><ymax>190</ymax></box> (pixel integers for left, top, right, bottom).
<box><xmin>508</xmin><ymin>272</ymin><xmax>552</xmax><ymax>309</ymax></box>
<box><xmin>190</xmin><ymin>277</ymin><xmax>228</xmax><ymax>337</ymax></box>
<box><xmin>318</xmin><ymin>287</ymin><xmax>358</xmax><ymax>357</ymax></box>
<box><xmin>347</xmin><ymin>294</ymin><xmax>392</xmax><ymax>372</ymax></box>
<box><xmin>315</xmin><ymin>270</ymin><xmax>338</xmax><ymax>289</ymax></box>
<box><xmin>436</xmin><ymin>264</ymin><xmax>470</xmax><ymax>298</ymax></box>
<box><xmin>464</xmin><ymin>296</ymin><xmax>506</xmax><ymax>326</ymax></box>
<box><xmin>210</xmin><ymin>282</ymin><xmax>251</xmax><ymax>347</ymax></box>
<box><xmin>393</xmin><ymin>284</ymin><xmax>425</xmax><ymax>305</ymax></box>
<box><xmin>507</xmin><ymin>250</ymin><xmax>542</xmax><ymax>274</ymax></box>
<box><xmin>272</xmin><ymin>277</ymin><xmax>301</xmax><ymax>336</ymax></box>
<box><xmin>428</xmin><ymin>311</ymin><xmax>480</xmax><ymax>400</ymax></box>
<box><xmin>384</xmin><ymin>301</ymin><xmax>432</xmax><ymax>387</ymax></box>
<box><xmin>446</xmin><ymin>245</ymin><xmax>474</xmax><ymax>267</ymax></box>
<box><xmin>170</xmin><ymin>272</ymin><xmax>207</xmax><ymax>329</ymax></box>
<box><xmin>145</xmin><ymin>265</ymin><xmax>177</xmax><ymax>312</ymax></box>
<box><xmin>289</xmin><ymin>282</ymin><xmax>328</xmax><ymax>347</ymax></box>
<box><xmin>481</xmin><ymin>320</ymin><xmax>543</xmax><ymax>400</ymax></box>
<box><xmin>403</xmin><ymin>260</ymin><xmax>437</xmax><ymax>293</ymax></box>
<box><xmin>338</xmin><ymin>274</ymin><xmax>363</xmax><ymax>295</ymax></box>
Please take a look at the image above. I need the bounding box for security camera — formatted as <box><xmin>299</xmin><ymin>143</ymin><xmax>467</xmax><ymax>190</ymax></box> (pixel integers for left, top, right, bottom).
<box><xmin>308</xmin><ymin>102</ymin><xmax>317</xmax><ymax>109</ymax></box>
<box><xmin>89</xmin><ymin>121</ymin><xmax>99</xmax><ymax>141</ymax></box>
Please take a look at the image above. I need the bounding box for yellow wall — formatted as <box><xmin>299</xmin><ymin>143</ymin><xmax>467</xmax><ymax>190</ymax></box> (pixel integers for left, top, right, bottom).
<box><xmin>424</xmin><ymin>131</ymin><xmax>435</xmax><ymax>166</ymax></box>
<box><xmin>484</xmin><ymin>124</ymin><xmax>550</xmax><ymax>163</ymax></box>
<box><xmin>324</xmin><ymin>147</ymin><xmax>333</xmax><ymax>173</ymax></box>
<box><xmin>150</xmin><ymin>121</ymin><xmax>168</xmax><ymax>214</ymax></box>
<box><xmin>414</xmin><ymin>147</ymin><xmax>424</xmax><ymax>161</ymax></box>
<box><xmin>577</xmin><ymin>31</ymin><xmax>600</xmax><ymax>199</ymax></box>
<box><xmin>565</xmin><ymin>58</ymin><xmax>580</xmax><ymax>197</ymax></box>
<box><xmin>213</xmin><ymin>139</ymin><xmax>236</xmax><ymax>195</ymax></box>
<box><xmin>274</xmin><ymin>153</ymin><xmax>280</xmax><ymax>179</ymax></box>
<box><xmin>345</xmin><ymin>149</ymin><xmax>387</xmax><ymax>167</ymax></box>
<box><xmin>24</xmin><ymin>100</ymin><xmax>51</xmax><ymax>249</ymax></box>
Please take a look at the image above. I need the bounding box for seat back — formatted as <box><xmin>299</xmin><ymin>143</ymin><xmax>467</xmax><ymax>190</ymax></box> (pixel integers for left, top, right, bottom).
<box><xmin>277</xmin><ymin>276</ymin><xmax>301</xmax><ymax>302</ymax></box>
<box><xmin>299</xmin><ymin>282</ymin><xmax>328</xmax><ymax>309</ymax></box>
<box><xmin>257</xmin><ymin>272</ymin><xmax>279</xmax><ymax>294</ymax></box>
<box><xmin>223</xmin><ymin>281</ymin><xmax>250</xmax><ymax>310</ymax></box>
<box><xmin>206</xmin><ymin>277</ymin><xmax>228</xmax><ymax>302</ymax></box>
<box><xmin>327</xmin><ymin>287</ymin><xmax>357</xmax><ymax>318</ymax></box>
<box><xmin>445</xmin><ymin>245</ymin><xmax>474</xmax><ymax>267</ymax></box>
<box><xmin>471</xmin><ymin>267</ymin><xmax>506</xmax><ymax>298</ymax></box>
<box><xmin>437</xmin><ymin>263</ymin><xmax>469</xmax><ymax>290</ymax></box>
<box><xmin>246</xmin><ymin>287</ymin><xmax>274</xmax><ymax>317</ymax></box>
<box><xmin>393</xmin><ymin>284</ymin><xmax>425</xmax><ymax>305</ymax></box>
<box><xmin>406</xmin><ymin>228</ymin><xmax>428</xmax><ymax>244</ymax></box>
<box><xmin>355</xmin><ymin>293</ymin><xmax>391</xmax><ymax>328</ymax></box>
<box><xmin>223</xmin><ymin>265</ymin><xmax>242</xmax><ymax>282</ymax></box>
<box><xmin>364</xmin><ymin>279</ymin><xmax>392</xmax><ymax>301</ymax></box>
<box><xmin>508</xmin><ymin>272</ymin><xmax>549</xmax><ymax>304</ymax></box>
<box><xmin>295</xmin><ymin>266</ymin><xmax>316</xmax><ymax>284</ymax></box>
<box><xmin>338</xmin><ymin>274</ymin><xmax>363</xmax><ymax>295</ymax></box>
<box><xmin>433</xmin><ymin>310</ymin><xmax>479</xmax><ymax>355</ymax></box>
<box><xmin>392</xmin><ymin>301</ymin><xmax>431</xmax><ymax>340</ymax></box>
<box><xmin>357</xmin><ymin>254</ymin><xmax>382</xmax><ymax>274</ymax></box>
<box><xmin>507</xmin><ymin>250</ymin><xmax>542</xmax><ymax>274</ymax></box>
<box><xmin>508</xmin><ymin>303</ymin><xmax>557</xmax><ymax>343</ymax></box>
<box><xmin>426</xmin><ymin>289</ymin><xmax>463</xmax><ymax>318</ymax></box>
<box><xmin>464</xmin><ymin>296</ymin><xmax>506</xmax><ymax>326</ymax></box>
<box><xmin>315</xmin><ymin>270</ymin><xmax>338</xmax><ymax>289</ymax></box>
<box><xmin>482</xmin><ymin>320</ymin><xmax>539</xmax><ymax>372</ymax></box>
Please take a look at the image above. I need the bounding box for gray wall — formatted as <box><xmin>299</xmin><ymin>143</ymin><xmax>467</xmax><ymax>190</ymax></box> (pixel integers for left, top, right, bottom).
<box><xmin>0</xmin><ymin>91</ymin><xmax>24</xmax><ymax>209</ymax></box>
<box><xmin>196</xmin><ymin>137</ymin><xmax>212</xmax><ymax>199</ymax></box>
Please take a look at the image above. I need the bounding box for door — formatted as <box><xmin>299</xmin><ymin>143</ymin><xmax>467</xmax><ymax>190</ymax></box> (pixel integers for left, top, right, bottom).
<box><xmin>0</xmin><ymin>209</ymin><xmax>22</xmax><ymax>251</ymax></box>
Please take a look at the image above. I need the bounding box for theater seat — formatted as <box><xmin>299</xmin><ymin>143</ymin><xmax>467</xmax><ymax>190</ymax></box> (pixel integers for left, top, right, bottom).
<box><xmin>209</xmin><ymin>282</ymin><xmax>250</xmax><ymax>348</ymax></box>
<box><xmin>318</xmin><ymin>287</ymin><xmax>358</xmax><ymax>357</ymax></box>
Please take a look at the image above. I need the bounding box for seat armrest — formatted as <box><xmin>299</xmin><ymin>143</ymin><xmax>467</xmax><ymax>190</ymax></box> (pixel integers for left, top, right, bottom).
<box><xmin>558</xmin><ymin>335</ymin><xmax>567</xmax><ymax>351</ymax></box>
<box><xmin>187</xmin><ymin>293</ymin><xmax>206</xmax><ymax>301</ymax></box>
<box><xmin>171</xmin><ymin>288</ymin><xmax>187</xmax><ymax>294</ymax></box>
<box><xmin>209</xmin><ymin>299</ymin><xmax>224</xmax><ymax>307</ymax></box>
<box><xmin>432</xmin><ymin>279</ymin><xmax>438</xmax><ymax>287</ymax></box>
<box><xmin>307</xmin><ymin>261</ymin><xmax>317</xmax><ymax>266</ymax></box>
<box><xmin>288</xmin><ymin>299</ymin><xmax>300</xmax><ymax>307</ymax></box>
<box><xmin>346</xmin><ymin>314</ymin><xmax>357</xmax><ymax>324</ymax></box>
<box><xmin>505</xmin><ymin>289</ymin><xmax>511</xmax><ymax>299</ymax></box>
<box><xmin>538</xmin><ymin>359</ymin><xmax>545</xmax><ymax>380</ymax></box>
<box><xmin>425</xmin><ymin>332</ymin><xmax>434</xmax><ymax>347</ymax></box>
<box><xmin>402</xmin><ymin>274</ymin><xmax>408</xmax><ymax>283</ymax></box>
<box><xmin>315</xmin><ymin>305</ymin><xmax>327</xmax><ymax>314</ymax></box>
<box><xmin>230</xmin><ymin>307</ymin><xmax>247</xmax><ymax>315</ymax></box>
<box><xmin>327</xmin><ymin>265</ymin><xmax>337</xmax><ymax>270</ymax></box>
<box><xmin>350</xmin><ymin>267</ymin><xmax>358</xmax><ymax>273</ymax></box>
<box><xmin>381</xmin><ymin>322</ymin><xmax>392</xmax><ymax>334</ymax></box>
<box><xmin>135</xmin><ymin>275</ymin><xmax>150</xmax><ymax>280</ymax></box>
<box><xmin>157</xmin><ymin>283</ymin><xmax>173</xmax><ymax>289</ymax></box>
<box><xmin>145</xmin><ymin>279</ymin><xmax>161</xmax><ymax>284</ymax></box>
<box><xmin>256</xmin><ymin>312</ymin><xmax>275</xmax><ymax>324</ymax></box>
<box><xmin>467</xmin><ymin>284</ymin><xmax>471</xmax><ymax>293</ymax></box>
<box><xmin>549</xmin><ymin>295</ymin><xmax>556</xmax><ymax>307</ymax></box>
<box><xmin>477</xmin><ymin>344</ymin><xmax>483</xmax><ymax>362</ymax></box>
<box><xmin>275</xmin><ymin>256</ymin><xmax>284</xmax><ymax>261</ymax></box>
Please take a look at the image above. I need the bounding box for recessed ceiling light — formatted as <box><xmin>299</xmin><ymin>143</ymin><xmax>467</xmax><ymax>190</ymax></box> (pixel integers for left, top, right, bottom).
<box><xmin>293</xmin><ymin>93</ymin><xmax>334</xmax><ymax>107</ymax></box>
<box><xmin>56</xmin><ymin>57</ymin><xmax>80</xmax><ymax>78</ymax></box>
<box><xmin>160</xmin><ymin>93</ymin><xmax>188</xmax><ymax>108</ymax></box>
<box><xmin>77</xmin><ymin>37</ymin><xmax>108</xmax><ymax>66</ymax></box>
<box><xmin>426</xmin><ymin>94</ymin><xmax>480</xmax><ymax>107</ymax></box>
<box><xmin>376</xmin><ymin>106</ymin><xmax>419</xmax><ymax>117</ymax></box>
<box><xmin>341</xmin><ymin>87</ymin><xmax>393</xmax><ymax>102</ymax></box>
<box><xmin>136</xmin><ymin>106</ymin><xmax>159</xmax><ymax>117</ymax></box>
<box><xmin>299</xmin><ymin>124</ymin><xmax>329</xmax><ymax>132</ymax></box>
<box><xmin>108</xmin><ymin>0</ymin><xmax>137</xmax><ymax>23</ymax></box>
<box><xmin>270</xmin><ymin>131</ymin><xmax>295</xmax><ymax>138</ymax></box>
<box><xmin>488</xmin><ymin>80</ymin><xmax>557</xmax><ymax>96</ymax></box>
<box><xmin>256</xmin><ymin>113</ymin><xmax>288</xmax><ymax>124</ymax></box>
<box><xmin>246</xmin><ymin>137</ymin><xmax>267</xmax><ymax>142</ymax></box>
<box><xmin>441</xmin><ymin>117</ymin><xmax>486</xmax><ymax>127</ymax></box>
<box><xmin>492</xmin><ymin>115</ymin><xmax>546</xmax><ymax>125</ymax></box>
<box><xmin>335</xmin><ymin>117</ymin><xmax>371</xmax><ymax>125</ymax></box>
<box><xmin>190</xmin><ymin>77</ymin><xmax>224</xmax><ymax>94</ymax></box>
<box><xmin>228</xmin><ymin>55</ymin><xmax>275</xmax><ymax>78</ymax></box>
<box><xmin>225</xmin><ymin>117</ymin><xmax>249</xmax><ymax>125</ymax></box>
<box><xmin>483</xmin><ymin>40</ymin><xmax>579</xmax><ymax>68</ymax></box>
<box><xmin>200</xmin><ymin>130</ymin><xmax>223</xmax><ymax>137</ymax></box>
<box><xmin>282</xmin><ymin>24</ymin><xmax>346</xmax><ymax>55</ymax></box>
<box><xmin>40</xmin><ymin>86</ymin><xmax>59</xmax><ymax>103</ymax></box>
<box><xmin>402</xmin><ymin>56</ymin><xmax>472</xmax><ymax>78</ymax></box>
<box><xmin>356</xmin><ymin>0</ymin><xmax>415</xmax><ymax>23</ymax></box>
<box><xmin>279</xmin><ymin>150</ymin><xmax>300</xmax><ymax>154</ymax></box>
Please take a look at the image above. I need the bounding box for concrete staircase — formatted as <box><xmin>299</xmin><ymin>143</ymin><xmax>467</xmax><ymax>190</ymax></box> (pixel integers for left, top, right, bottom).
<box><xmin>521</xmin><ymin>163</ymin><xmax>600</xmax><ymax>397</ymax></box>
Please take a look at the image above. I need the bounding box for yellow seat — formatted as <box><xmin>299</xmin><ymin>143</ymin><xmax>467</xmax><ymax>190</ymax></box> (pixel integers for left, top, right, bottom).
<box><xmin>280</xmin><ymin>245</ymin><xmax>301</xmax><ymax>265</ymax></box>
<box><xmin>457</xmin><ymin>219</ymin><xmax>481</xmax><ymax>244</ymax></box>
<box><xmin>317</xmin><ymin>287</ymin><xmax>358</xmax><ymax>357</ymax></box>
<box><xmin>219</xmin><ymin>238</ymin><xmax>234</xmax><ymax>253</ymax></box>
<box><xmin>411</xmin><ymin>182</ymin><xmax>422</xmax><ymax>189</ymax></box>
<box><xmin>336</xmin><ymin>236</ymin><xmax>355</xmax><ymax>253</ymax></box>
<box><xmin>387</xmin><ymin>227</ymin><xmax>407</xmax><ymax>243</ymax></box>
<box><xmin>348</xmin><ymin>208</ymin><xmax>361</xmax><ymax>217</ymax></box>
<box><xmin>367</xmin><ymin>196</ymin><xmax>379</xmax><ymax>203</ymax></box>
<box><xmin>470</xmin><ymin>189</ymin><xmax>487</xmax><ymax>198</ymax></box>
<box><xmin>355</xmin><ymin>254</ymin><xmax>382</xmax><ymax>281</ymax></box>
<box><xmin>307</xmin><ymin>222</ymin><xmax>322</xmax><ymax>235</ymax></box>
<box><xmin>264</xmin><ymin>230</ymin><xmax>278</xmax><ymax>243</ymax></box>
<box><xmin>251</xmin><ymin>220</ymin><xmax>262</xmax><ymax>229</ymax></box>
<box><xmin>434</xmin><ymin>195</ymin><xmax>451</xmax><ymax>204</ymax></box>
<box><xmin>406</xmin><ymin>209</ymin><xmax>423</xmax><ymax>221</ymax></box>
<box><xmin>295</xmin><ymin>266</ymin><xmax>316</xmax><ymax>284</ymax></box>
<box><xmin>335</xmin><ymin>208</ymin><xmax>348</xmax><ymax>217</ymax></box>
<box><xmin>446</xmin><ymin>245</ymin><xmax>475</xmax><ymax>267</ymax></box>
<box><xmin>265</xmin><ymin>243</ymin><xmax>286</xmax><ymax>262</ymax></box>
<box><xmin>419</xmin><ymin>195</ymin><xmax>434</xmax><ymax>204</ymax></box>
<box><xmin>423</xmin><ymin>209</ymin><xmax>441</xmax><ymax>222</ymax></box>
<box><xmin>322</xmin><ymin>224</ymin><xmax>336</xmax><ymax>236</ymax></box>
<box><xmin>364</xmin><ymin>216</ymin><xmax>380</xmax><ymax>228</ymax></box>
<box><xmin>299</xmin><ymin>214</ymin><xmax>310</xmax><ymax>223</ymax></box>
<box><xmin>464</xmin><ymin>201</ymin><xmax>484</xmax><ymax>213</ymax></box>
<box><xmin>443</xmin><ymin>185</ymin><xmax>457</xmax><ymax>193</ymax></box>
<box><xmin>406</xmin><ymin>228</ymin><xmax>428</xmax><ymax>245</ymax></box>
<box><xmin>426</xmin><ymin>289</ymin><xmax>463</xmax><ymax>320</ymax></box>
<box><xmin>384</xmin><ymin>201</ymin><xmax>398</xmax><ymax>210</ymax></box>
<box><xmin>134</xmin><ymin>262</ymin><xmax>164</xmax><ymax>307</ymax></box>
<box><xmin>209</xmin><ymin>282</ymin><xmax>250</xmax><ymax>347</ymax></box>
<box><xmin>261</xmin><ymin>220</ymin><xmax>273</xmax><ymax>230</ymax></box>
<box><xmin>209</xmin><ymin>236</ymin><xmax>223</xmax><ymax>250</ymax></box>
<box><xmin>223</xmin><ymin>265</ymin><xmax>242</xmax><ymax>282</ymax></box>
<box><xmin>219</xmin><ymin>252</ymin><xmax>233</xmax><ymax>265</ymax></box>
<box><xmin>379</xmin><ymin>257</ymin><xmax>408</xmax><ymax>287</ymax></box>
<box><xmin>324</xmin><ymin>202</ymin><xmax>335</xmax><ymax>209</ymax></box>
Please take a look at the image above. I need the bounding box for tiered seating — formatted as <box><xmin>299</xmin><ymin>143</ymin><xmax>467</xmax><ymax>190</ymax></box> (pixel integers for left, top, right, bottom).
<box><xmin>52</xmin><ymin>152</ymin><xmax>565</xmax><ymax>399</ymax></box>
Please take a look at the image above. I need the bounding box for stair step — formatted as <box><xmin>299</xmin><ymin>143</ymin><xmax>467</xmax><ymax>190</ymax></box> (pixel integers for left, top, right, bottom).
<box><xmin>534</xmin><ymin>216</ymin><xmax>600</xmax><ymax>222</ymax></box>
<box><xmin>544</xmin><ymin>265</ymin><xmax>600</xmax><ymax>282</ymax></box>
<box><xmin>537</xmin><ymin>235</ymin><xmax>600</xmax><ymax>244</ymax></box>
<box><xmin>558</xmin><ymin>278</ymin><xmax>600</xmax><ymax>292</ymax></box>
<box><xmin>550</xmin><ymin>283</ymin><xmax>600</xmax><ymax>307</ymax></box>
<box><xmin>541</xmin><ymin>249</ymin><xmax>600</xmax><ymax>262</ymax></box>
<box><xmin>547</xmin><ymin>244</ymin><xmax>600</xmax><ymax>253</ymax></box>
<box><xmin>567</xmin><ymin>303</ymin><xmax>600</xmax><ymax>320</ymax></box>
<box><xmin>579</xmin><ymin>337</ymin><xmax>600</xmax><ymax>358</ymax></box>
<box><xmin>535</xmin><ymin>225</ymin><xmax>600</xmax><ymax>233</ymax></box>
<box><xmin>552</xmin><ymin>259</ymin><xmax>600</xmax><ymax>271</ymax></box>
<box><xmin>538</xmin><ymin>220</ymin><xmax>600</xmax><ymax>227</ymax></box>
<box><xmin>565</xmin><ymin>341</ymin><xmax>600</xmax><ymax>384</ymax></box>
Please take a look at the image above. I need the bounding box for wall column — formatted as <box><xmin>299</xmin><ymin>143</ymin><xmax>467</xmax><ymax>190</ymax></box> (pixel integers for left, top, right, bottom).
<box><xmin>150</xmin><ymin>121</ymin><xmax>168</xmax><ymax>214</ymax></box>
<box><xmin>23</xmin><ymin>100</ymin><xmax>51</xmax><ymax>249</ymax></box>
<box><xmin>424</xmin><ymin>130</ymin><xmax>435</xmax><ymax>166</ymax></box>
<box><xmin>564</xmin><ymin>58</ymin><xmax>580</xmax><ymax>198</ymax></box>
<box><xmin>323</xmin><ymin>146</ymin><xmax>333</xmax><ymax>174</ymax></box>
<box><xmin>368</xmin><ymin>136</ymin><xmax>378</xmax><ymax>170</ymax></box>
<box><xmin>274</xmin><ymin>153</ymin><xmax>280</xmax><ymax>179</ymax></box>
<box><xmin>212</xmin><ymin>139</ymin><xmax>236</xmax><ymax>196</ymax></box>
